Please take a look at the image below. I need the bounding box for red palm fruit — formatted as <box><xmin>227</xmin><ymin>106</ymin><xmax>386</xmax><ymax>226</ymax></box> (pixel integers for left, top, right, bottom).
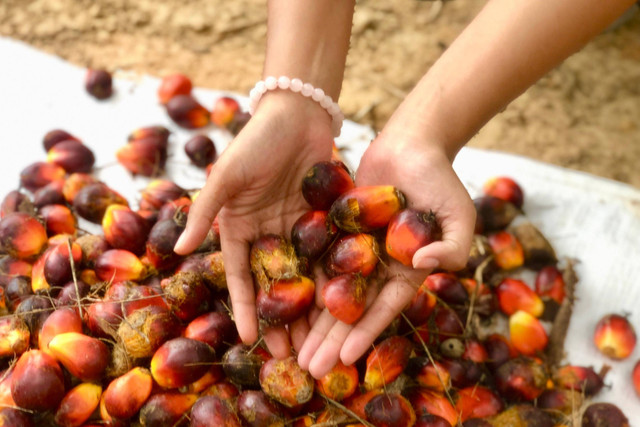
<box><xmin>166</xmin><ymin>94</ymin><xmax>210</xmax><ymax>129</ymax></box>
<box><xmin>128</xmin><ymin>124</ymin><xmax>170</xmax><ymax>143</ymax></box>
<box><xmin>237</xmin><ymin>390</ymin><xmax>287</xmax><ymax>427</ymax></box>
<box><xmin>403</xmin><ymin>279</ymin><xmax>437</xmax><ymax>326</ymax></box>
<box><xmin>425</xmin><ymin>273</ymin><xmax>469</xmax><ymax>305</ymax></box>
<box><xmin>211</xmin><ymin>96</ymin><xmax>240</xmax><ymax>127</ymax></box>
<box><xmin>473</xmin><ymin>196</ymin><xmax>519</xmax><ymax>234</ymax></box>
<box><xmin>322</xmin><ymin>274</ymin><xmax>367</xmax><ymax>324</ymax></box>
<box><xmin>593</xmin><ymin>313</ymin><xmax>637</xmax><ymax>359</ymax></box>
<box><xmin>487</xmin><ymin>231</ymin><xmax>524</xmax><ymax>270</ymax></box>
<box><xmin>228</xmin><ymin>110</ymin><xmax>251</xmax><ymax>135</ymax></box>
<box><xmin>484</xmin><ymin>334</ymin><xmax>518</xmax><ymax>371</ymax></box>
<box><xmin>509</xmin><ymin>310</ymin><xmax>548</xmax><ymax>356</ymax></box>
<box><xmin>48</xmin><ymin>332</ymin><xmax>110</xmax><ymax>381</ymax></box>
<box><xmin>185</xmin><ymin>134</ymin><xmax>216</xmax><ymax>167</ymax></box>
<box><xmin>364</xmin><ymin>336</ymin><xmax>413</xmax><ymax>390</ymax></box>
<box><xmin>162</xmin><ymin>271</ymin><xmax>212</xmax><ymax>321</ymax></box>
<box><xmin>316</xmin><ymin>361</ymin><xmax>359</xmax><ymax>401</ymax></box>
<box><xmin>102</xmin><ymin>204</ymin><xmax>149</xmax><ymax>255</ymax></box>
<box><xmin>15</xmin><ymin>295</ymin><xmax>53</xmax><ymax>346</ymax></box>
<box><xmin>0</xmin><ymin>367</ymin><xmax>15</xmax><ymax>408</ymax></box>
<box><xmin>433</xmin><ymin>306</ymin><xmax>464</xmax><ymax>343</ymax></box>
<box><xmin>30</xmin><ymin>249</ymin><xmax>51</xmax><ymax>291</ymax></box>
<box><xmin>582</xmin><ymin>403</ymin><xmax>629</xmax><ymax>427</ymax></box>
<box><xmin>11</xmin><ymin>349</ymin><xmax>65</xmax><ymax>411</ymax></box>
<box><xmin>54</xmin><ymin>382</ymin><xmax>102</xmax><ymax>427</ymax></box>
<box><xmin>146</xmin><ymin>214</ymin><xmax>187</xmax><ymax>270</ymax></box>
<box><xmin>535</xmin><ymin>265</ymin><xmax>565</xmax><ymax>304</ymax></box>
<box><xmin>138</xmin><ymin>392</ymin><xmax>199</xmax><ymax>426</ymax></box>
<box><xmin>116</xmin><ymin>137</ymin><xmax>168</xmax><ymax>176</ymax></box>
<box><xmin>20</xmin><ymin>161</ymin><xmax>66</xmax><ymax>192</ymax></box>
<box><xmin>412</xmin><ymin>359</ymin><xmax>451</xmax><ymax>392</ymax></box>
<box><xmin>39</xmin><ymin>204</ymin><xmax>76</xmax><ymax>235</ymax></box>
<box><xmin>44</xmin><ymin>241</ymin><xmax>82</xmax><ymax>287</ymax></box>
<box><xmin>38</xmin><ymin>307</ymin><xmax>83</xmax><ymax>357</ymax></box>
<box><xmin>118</xmin><ymin>305</ymin><xmax>182</xmax><ymax>359</ymax></box>
<box><xmin>190</xmin><ymin>395</ymin><xmax>242</xmax><ymax>427</ymax></box>
<box><xmin>462</xmin><ymin>339</ymin><xmax>488</xmax><ymax>363</ymax></box>
<box><xmin>344</xmin><ymin>389</ymin><xmax>382</xmax><ymax>420</ymax></box>
<box><xmin>554</xmin><ymin>365</ymin><xmax>604</xmax><ymax>396</ymax></box>
<box><xmin>0</xmin><ymin>256</ymin><xmax>32</xmax><ymax>287</ymax></box>
<box><xmin>496</xmin><ymin>278</ymin><xmax>544</xmax><ymax>317</ymax></box>
<box><xmin>407</xmin><ymin>388</ymin><xmax>458</xmax><ymax>426</ymax></box>
<box><xmin>47</xmin><ymin>140</ymin><xmax>95</xmax><ymax>173</ymax></box>
<box><xmin>85</xmin><ymin>68</ymin><xmax>113</xmax><ymax>99</ymax></box>
<box><xmin>315</xmin><ymin>407</ymin><xmax>352</xmax><ymax>425</ymax></box>
<box><xmin>103</xmin><ymin>367</ymin><xmax>153</xmax><ymax>420</ymax></box>
<box><xmin>76</xmin><ymin>234</ymin><xmax>110</xmax><ymax>268</ymax></box>
<box><xmin>495</xmin><ymin>357</ymin><xmax>547</xmax><ymax>401</ymax></box>
<box><xmin>121</xmin><ymin>283</ymin><xmax>167</xmax><ymax>315</ymax></box>
<box><xmin>633</xmin><ymin>360</ymin><xmax>640</xmax><ymax>396</ymax></box>
<box><xmin>95</xmin><ymin>249</ymin><xmax>146</xmax><ymax>282</ymax></box>
<box><xmin>158</xmin><ymin>73</ymin><xmax>192</xmax><ymax>104</ymax></box>
<box><xmin>176</xmin><ymin>251</ymin><xmax>227</xmax><ymax>291</ymax></box>
<box><xmin>56</xmin><ymin>279</ymin><xmax>91</xmax><ymax>308</ymax></box>
<box><xmin>184</xmin><ymin>311</ymin><xmax>237</xmax><ymax>352</ymax></box>
<box><xmin>260</xmin><ymin>356</ymin><xmax>314</xmax><ymax>407</ymax></box>
<box><xmin>0</xmin><ymin>212</ymin><xmax>48</xmax><ymax>260</ymax></box>
<box><xmin>330</xmin><ymin>185</ymin><xmax>406</xmax><ymax>233</ymax></box>
<box><xmin>61</xmin><ymin>173</ymin><xmax>98</xmax><ymax>204</ymax></box>
<box><xmin>141</xmin><ymin>179</ymin><xmax>187</xmax><ymax>210</ymax></box>
<box><xmin>222</xmin><ymin>344</ymin><xmax>271</xmax><ymax>388</ymax></box>
<box><xmin>186</xmin><ymin>364</ymin><xmax>225</xmax><ymax>394</ymax></box>
<box><xmin>0</xmin><ymin>316</ymin><xmax>30</xmax><ymax>357</ymax></box>
<box><xmin>415</xmin><ymin>414</ymin><xmax>452</xmax><ymax>427</ymax></box>
<box><xmin>455</xmin><ymin>386</ymin><xmax>503</xmax><ymax>422</ymax></box>
<box><xmin>302</xmin><ymin>160</ymin><xmax>354</xmax><ymax>210</ymax></box>
<box><xmin>482</xmin><ymin>176</ymin><xmax>524</xmax><ymax>209</ymax></box>
<box><xmin>439</xmin><ymin>359</ymin><xmax>482</xmax><ymax>389</ymax></box>
<box><xmin>1</xmin><ymin>190</ymin><xmax>34</xmax><ymax>218</ymax></box>
<box><xmin>151</xmin><ymin>337</ymin><xmax>216</xmax><ymax>389</ymax></box>
<box><xmin>386</xmin><ymin>209</ymin><xmax>442</xmax><ymax>266</ymax></box>
<box><xmin>85</xmin><ymin>299</ymin><xmax>122</xmax><ymax>338</ymax></box>
<box><xmin>365</xmin><ymin>393</ymin><xmax>416</xmax><ymax>427</ymax></box>
<box><xmin>43</xmin><ymin>129</ymin><xmax>81</xmax><ymax>151</ymax></box>
<box><xmin>537</xmin><ymin>388</ymin><xmax>583</xmax><ymax>415</ymax></box>
<box><xmin>73</xmin><ymin>182</ymin><xmax>128</xmax><ymax>223</ymax></box>
<box><xmin>256</xmin><ymin>276</ymin><xmax>315</xmax><ymax>326</ymax></box>
<box><xmin>250</xmin><ymin>234</ymin><xmax>300</xmax><ymax>292</ymax></box>
<box><xmin>202</xmin><ymin>380</ymin><xmax>239</xmax><ymax>400</ymax></box>
<box><xmin>79</xmin><ymin>268</ymin><xmax>98</xmax><ymax>285</ymax></box>
<box><xmin>157</xmin><ymin>196</ymin><xmax>192</xmax><ymax>222</ymax></box>
<box><xmin>0</xmin><ymin>408</ymin><xmax>34</xmax><ymax>427</ymax></box>
<box><xmin>5</xmin><ymin>276</ymin><xmax>32</xmax><ymax>310</ymax></box>
<box><xmin>291</xmin><ymin>210</ymin><xmax>338</xmax><ymax>260</ymax></box>
<box><xmin>325</xmin><ymin>233</ymin><xmax>379</xmax><ymax>277</ymax></box>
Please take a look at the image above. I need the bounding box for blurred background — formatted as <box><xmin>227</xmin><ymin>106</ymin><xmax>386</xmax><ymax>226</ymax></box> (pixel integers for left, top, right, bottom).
<box><xmin>1</xmin><ymin>0</ymin><xmax>639</xmax><ymax>186</ymax></box>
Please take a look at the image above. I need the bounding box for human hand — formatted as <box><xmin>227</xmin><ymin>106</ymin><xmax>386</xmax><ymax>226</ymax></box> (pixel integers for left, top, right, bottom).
<box><xmin>174</xmin><ymin>91</ymin><xmax>334</xmax><ymax>358</ymax></box>
<box><xmin>297</xmin><ymin>124</ymin><xmax>476</xmax><ymax>378</ymax></box>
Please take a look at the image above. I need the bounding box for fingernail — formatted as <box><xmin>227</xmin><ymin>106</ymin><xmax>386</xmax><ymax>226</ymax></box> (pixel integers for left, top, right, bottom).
<box><xmin>173</xmin><ymin>231</ymin><xmax>187</xmax><ymax>253</ymax></box>
<box><xmin>413</xmin><ymin>256</ymin><xmax>439</xmax><ymax>271</ymax></box>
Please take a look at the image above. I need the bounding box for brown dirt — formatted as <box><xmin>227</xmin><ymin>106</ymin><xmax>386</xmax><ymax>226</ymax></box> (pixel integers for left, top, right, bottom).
<box><xmin>1</xmin><ymin>0</ymin><xmax>639</xmax><ymax>187</ymax></box>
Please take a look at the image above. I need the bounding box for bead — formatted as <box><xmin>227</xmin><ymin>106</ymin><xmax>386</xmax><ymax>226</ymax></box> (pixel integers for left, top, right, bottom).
<box><xmin>255</xmin><ymin>81</ymin><xmax>267</xmax><ymax>94</ymax></box>
<box><xmin>290</xmin><ymin>78</ymin><xmax>303</xmax><ymax>92</ymax></box>
<box><xmin>265</xmin><ymin>76</ymin><xmax>278</xmax><ymax>90</ymax></box>
<box><xmin>301</xmin><ymin>83</ymin><xmax>314</xmax><ymax>97</ymax></box>
<box><xmin>277</xmin><ymin>76</ymin><xmax>291</xmax><ymax>89</ymax></box>
<box><xmin>328</xmin><ymin>103</ymin><xmax>341</xmax><ymax>116</ymax></box>
<box><xmin>312</xmin><ymin>88</ymin><xmax>325</xmax><ymax>102</ymax></box>
<box><xmin>320</xmin><ymin>95</ymin><xmax>333</xmax><ymax>109</ymax></box>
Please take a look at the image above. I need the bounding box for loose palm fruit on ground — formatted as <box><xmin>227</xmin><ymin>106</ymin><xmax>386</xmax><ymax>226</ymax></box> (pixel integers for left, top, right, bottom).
<box><xmin>250</xmin><ymin>234</ymin><xmax>300</xmax><ymax>292</ymax></box>
<box><xmin>582</xmin><ymin>402</ymin><xmax>629</xmax><ymax>427</ymax></box>
<box><xmin>316</xmin><ymin>361</ymin><xmax>359</xmax><ymax>401</ymax></box>
<box><xmin>403</xmin><ymin>279</ymin><xmax>437</xmax><ymax>326</ymax></box>
<box><xmin>10</xmin><ymin>349</ymin><xmax>65</xmax><ymax>411</ymax></box>
<box><xmin>509</xmin><ymin>310</ymin><xmax>548</xmax><ymax>356</ymax></box>
<box><xmin>415</xmin><ymin>414</ymin><xmax>453</xmax><ymax>427</ymax></box>
<box><xmin>322</xmin><ymin>273</ymin><xmax>367</xmax><ymax>324</ymax></box>
<box><xmin>102</xmin><ymin>204</ymin><xmax>149</xmax><ymax>255</ymax></box>
<box><xmin>237</xmin><ymin>390</ymin><xmax>287</xmax><ymax>427</ymax></box>
<box><xmin>158</xmin><ymin>73</ymin><xmax>193</xmax><ymax>104</ymax></box>
<box><xmin>184</xmin><ymin>311</ymin><xmax>237</xmax><ymax>353</ymax></box>
<box><xmin>54</xmin><ymin>382</ymin><xmax>102</xmax><ymax>427</ymax></box>
<box><xmin>85</xmin><ymin>68</ymin><xmax>113</xmax><ymax>99</ymax></box>
<box><xmin>162</xmin><ymin>271</ymin><xmax>212</xmax><ymax>322</ymax></box>
<box><xmin>138</xmin><ymin>392</ymin><xmax>199</xmax><ymax>426</ymax></box>
<box><xmin>61</xmin><ymin>172</ymin><xmax>98</xmax><ymax>204</ymax></box>
<box><xmin>33</xmin><ymin>180</ymin><xmax>66</xmax><ymax>207</ymax></box>
<box><xmin>511</xmin><ymin>222</ymin><xmax>557</xmax><ymax>269</ymax></box>
<box><xmin>256</xmin><ymin>276</ymin><xmax>315</xmax><ymax>326</ymax></box>
<box><xmin>329</xmin><ymin>185</ymin><xmax>406</xmax><ymax>233</ymax></box>
<box><xmin>43</xmin><ymin>128</ymin><xmax>81</xmax><ymax>151</ymax></box>
<box><xmin>166</xmin><ymin>94</ymin><xmax>210</xmax><ymax>129</ymax></box>
<box><xmin>455</xmin><ymin>386</ymin><xmax>504</xmax><ymax>422</ymax></box>
<box><xmin>190</xmin><ymin>395</ymin><xmax>242</xmax><ymax>427</ymax></box>
<box><xmin>1</xmin><ymin>190</ymin><xmax>34</xmax><ymax>218</ymax></box>
<box><xmin>73</xmin><ymin>182</ymin><xmax>129</xmax><ymax>223</ymax></box>
<box><xmin>185</xmin><ymin>134</ymin><xmax>216</xmax><ymax>167</ymax></box>
<box><xmin>593</xmin><ymin>313</ymin><xmax>637</xmax><ymax>359</ymax></box>
<box><xmin>406</xmin><ymin>388</ymin><xmax>458</xmax><ymax>426</ymax></box>
<box><xmin>0</xmin><ymin>408</ymin><xmax>33</xmax><ymax>427</ymax></box>
<box><xmin>554</xmin><ymin>365</ymin><xmax>604</xmax><ymax>396</ymax></box>
<box><xmin>482</xmin><ymin>176</ymin><xmax>524</xmax><ymax>209</ymax></box>
<box><xmin>537</xmin><ymin>388</ymin><xmax>584</xmax><ymax>415</ymax></box>
<box><xmin>151</xmin><ymin>337</ymin><xmax>216</xmax><ymax>389</ymax></box>
<box><xmin>496</xmin><ymin>278</ymin><xmax>544</xmax><ymax>317</ymax></box>
<box><xmin>140</xmin><ymin>179</ymin><xmax>187</xmax><ymax>210</ymax></box>
<box><xmin>260</xmin><ymin>356</ymin><xmax>314</xmax><ymax>407</ymax></box>
<box><xmin>38</xmin><ymin>307</ymin><xmax>83</xmax><ymax>356</ymax></box>
<box><xmin>487</xmin><ymin>404</ymin><xmax>553</xmax><ymax>426</ymax></box>
<box><xmin>495</xmin><ymin>357</ymin><xmax>547</xmax><ymax>401</ymax></box>
<box><xmin>95</xmin><ymin>249</ymin><xmax>146</xmax><ymax>282</ymax></box>
<box><xmin>0</xmin><ymin>316</ymin><xmax>29</xmax><ymax>357</ymax></box>
<box><xmin>118</xmin><ymin>305</ymin><xmax>182</xmax><ymax>359</ymax></box>
<box><xmin>43</xmin><ymin>241</ymin><xmax>82</xmax><ymax>287</ymax></box>
<box><xmin>325</xmin><ymin>233</ymin><xmax>379</xmax><ymax>277</ymax></box>
<box><xmin>146</xmin><ymin>212</ymin><xmax>187</xmax><ymax>270</ymax></box>
<box><xmin>48</xmin><ymin>332</ymin><xmax>110</xmax><ymax>381</ymax></box>
<box><xmin>386</xmin><ymin>208</ymin><xmax>442</xmax><ymax>266</ymax></box>
<box><xmin>116</xmin><ymin>137</ymin><xmax>168</xmax><ymax>177</ymax></box>
<box><xmin>365</xmin><ymin>393</ymin><xmax>416</xmax><ymax>427</ymax></box>
<box><xmin>20</xmin><ymin>161</ymin><xmax>66</xmax><ymax>192</ymax></box>
<box><xmin>487</xmin><ymin>231</ymin><xmax>524</xmax><ymax>270</ymax></box>
<box><xmin>425</xmin><ymin>273</ymin><xmax>469</xmax><ymax>305</ymax></box>
<box><xmin>302</xmin><ymin>160</ymin><xmax>354</xmax><ymax>210</ymax></box>
<box><xmin>103</xmin><ymin>367</ymin><xmax>153</xmax><ymax>420</ymax></box>
<box><xmin>0</xmin><ymin>212</ymin><xmax>48</xmax><ymax>260</ymax></box>
<box><xmin>534</xmin><ymin>265</ymin><xmax>566</xmax><ymax>304</ymax></box>
<box><xmin>364</xmin><ymin>336</ymin><xmax>412</xmax><ymax>390</ymax></box>
<box><xmin>291</xmin><ymin>210</ymin><xmax>338</xmax><ymax>260</ymax></box>
<box><xmin>47</xmin><ymin>139</ymin><xmax>95</xmax><ymax>173</ymax></box>
<box><xmin>222</xmin><ymin>344</ymin><xmax>271</xmax><ymax>388</ymax></box>
<box><xmin>211</xmin><ymin>96</ymin><xmax>240</xmax><ymax>127</ymax></box>
<box><xmin>39</xmin><ymin>204</ymin><xmax>76</xmax><ymax>235</ymax></box>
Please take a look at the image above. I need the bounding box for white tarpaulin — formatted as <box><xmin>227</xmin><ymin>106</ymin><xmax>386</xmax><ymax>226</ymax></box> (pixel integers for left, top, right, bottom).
<box><xmin>2</xmin><ymin>37</ymin><xmax>640</xmax><ymax>422</ymax></box>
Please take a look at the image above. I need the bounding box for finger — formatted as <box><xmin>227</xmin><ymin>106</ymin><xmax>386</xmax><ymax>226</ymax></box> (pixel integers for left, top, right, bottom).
<box><xmin>297</xmin><ymin>309</ymin><xmax>338</xmax><ymax>370</ymax></box>
<box><xmin>308</xmin><ymin>321</ymin><xmax>353</xmax><ymax>379</ymax></box>
<box><xmin>340</xmin><ymin>275</ymin><xmax>417</xmax><ymax>366</ymax></box>
<box><xmin>262</xmin><ymin>326</ymin><xmax>292</xmax><ymax>359</ymax></box>
<box><xmin>313</xmin><ymin>264</ymin><xmax>330</xmax><ymax>310</ymax></box>
<box><xmin>307</xmin><ymin>305</ymin><xmax>323</xmax><ymax>327</ymax></box>
<box><xmin>289</xmin><ymin>317</ymin><xmax>310</xmax><ymax>354</ymax></box>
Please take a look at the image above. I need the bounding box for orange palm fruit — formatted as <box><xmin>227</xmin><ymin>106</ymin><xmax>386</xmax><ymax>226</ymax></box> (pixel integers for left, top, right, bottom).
<box><xmin>634</xmin><ymin>361</ymin><xmax>640</xmax><ymax>397</ymax></box>
<box><xmin>103</xmin><ymin>367</ymin><xmax>153</xmax><ymax>420</ymax></box>
<box><xmin>256</xmin><ymin>276</ymin><xmax>315</xmax><ymax>326</ymax></box>
<box><xmin>102</xmin><ymin>204</ymin><xmax>149</xmax><ymax>255</ymax></box>
<box><xmin>0</xmin><ymin>256</ymin><xmax>32</xmax><ymax>287</ymax></box>
<box><xmin>95</xmin><ymin>249</ymin><xmax>146</xmax><ymax>282</ymax></box>
<box><xmin>139</xmin><ymin>392</ymin><xmax>199</xmax><ymax>426</ymax></box>
<box><xmin>364</xmin><ymin>336</ymin><xmax>413</xmax><ymax>390</ymax></box>
<box><xmin>260</xmin><ymin>356</ymin><xmax>314</xmax><ymax>408</ymax></box>
<box><xmin>496</xmin><ymin>278</ymin><xmax>544</xmax><ymax>317</ymax></box>
<box><xmin>186</xmin><ymin>365</ymin><xmax>225</xmax><ymax>394</ymax></box>
<box><xmin>162</xmin><ymin>271</ymin><xmax>212</xmax><ymax>322</ymax></box>
<box><xmin>39</xmin><ymin>204</ymin><xmax>77</xmax><ymax>236</ymax></box>
<box><xmin>473</xmin><ymin>196</ymin><xmax>519</xmax><ymax>234</ymax></box>
<box><xmin>554</xmin><ymin>365</ymin><xmax>604</xmax><ymax>396</ymax></box>
<box><xmin>140</xmin><ymin>179</ymin><xmax>187</xmax><ymax>210</ymax></box>
<box><xmin>48</xmin><ymin>332</ymin><xmax>110</xmax><ymax>381</ymax></box>
<box><xmin>151</xmin><ymin>337</ymin><xmax>216</xmax><ymax>389</ymax></box>
<box><xmin>10</xmin><ymin>349</ymin><xmax>65</xmax><ymax>411</ymax></box>
<box><xmin>43</xmin><ymin>128</ymin><xmax>81</xmax><ymax>151</ymax></box>
<box><xmin>412</xmin><ymin>359</ymin><xmax>451</xmax><ymax>392</ymax></box>
<box><xmin>128</xmin><ymin>125</ymin><xmax>170</xmax><ymax>144</ymax></box>
<box><xmin>407</xmin><ymin>388</ymin><xmax>458</xmax><ymax>426</ymax></box>
<box><xmin>487</xmin><ymin>231</ymin><xmax>524</xmax><ymax>270</ymax></box>
<box><xmin>250</xmin><ymin>234</ymin><xmax>300</xmax><ymax>292</ymax></box>
<box><xmin>593</xmin><ymin>313</ymin><xmax>637</xmax><ymax>360</ymax></box>
<box><xmin>425</xmin><ymin>272</ymin><xmax>469</xmax><ymax>305</ymax></box>
<box><xmin>0</xmin><ymin>212</ymin><xmax>48</xmax><ymax>260</ymax></box>
<box><xmin>47</xmin><ymin>140</ymin><xmax>95</xmax><ymax>174</ymax></box>
<box><xmin>116</xmin><ymin>137</ymin><xmax>168</xmax><ymax>177</ymax></box>
<box><xmin>19</xmin><ymin>161</ymin><xmax>66</xmax><ymax>192</ymax></box>
<box><xmin>184</xmin><ymin>311</ymin><xmax>237</xmax><ymax>353</ymax></box>
<box><xmin>386</xmin><ymin>209</ymin><xmax>442</xmax><ymax>266</ymax></box>
<box><xmin>158</xmin><ymin>73</ymin><xmax>192</xmax><ymax>104</ymax></box>
<box><xmin>482</xmin><ymin>176</ymin><xmax>524</xmax><ymax>209</ymax></box>
<box><xmin>535</xmin><ymin>265</ymin><xmax>566</xmax><ymax>304</ymax></box>
<box><xmin>316</xmin><ymin>361</ymin><xmax>359</xmax><ymax>401</ymax></box>
<box><xmin>202</xmin><ymin>380</ymin><xmax>239</xmax><ymax>400</ymax></box>
<box><xmin>403</xmin><ymin>279</ymin><xmax>437</xmax><ymax>327</ymax></box>
<box><xmin>1</xmin><ymin>190</ymin><xmax>35</xmax><ymax>218</ymax></box>
<box><xmin>365</xmin><ymin>393</ymin><xmax>416</xmax><ymax>427</ymax></box>
<box><xmin>325</xmin><ymin>233</ymin><xmax>379</xmax><ymax>277</ymax></box>
<box><xmin>166</xmin><ymin>94</ymin><xmax>210</xmax><ymax>129</ymax></box>
<box><xmin>190</xmin><ymin>395</ymin><xmax>242</xmax><ymax>427</ymax></box>
<box><xmin>329</xmin><ymin>185</ymin><xmax>406</xmax><ymax>233</ymax></box>
<box><xmin>54</xmin><ymin>383</ymin><xmax>102</xmax><ymax>427</ymax></box>
<box><xmin>344</xmin><ymin>389</ymin><xmax>383</xmax><ymax>420</ymax></box>
<box><xmin>73</xmin><ymin>182</ymin><xmax>129</xmax><ymax>223</ymax></box>
<box><xmin>509</xmin><ymin>310</ymin><xmax>548</xmax><ymax>356</ymax></box>
<box><xmin>0</xmin><ymin>316</ymin><xmax>29</xmax><ymax>358</ymax></box>
<box><xmin>0</xmin><ymin>367</ymin><xmax>15</xmax><ymax>409</ymax></box>
<box><xmin>61</xmin><ymin>173</ymin><xmax>98</xmax><ymax>204</ymax></box>
<box><xmin>302</xmin><ymin>160</ymin><xmax>354</xmax><ymax>211</ymax></box>
<box><xmin>237</xmin><ymin>390</ymin><xmax>287</xmax><ymax>427</ymax></box>
<box><xmin>321</xmin><ymin>273</ymin><xmax>368</xmax><ymax>325</ymax></box>
<box><xmin>211</xmin><ymin>96</ymin><xmax>240</xmax><ymax>127</ymax></box>
<box><xmin>76</xmin><ymin>234</ymin><xmax>110</xmax><ymax>268</ymax></box>
<box><xmin>495</xmin><ymin>357</ymin><xmax>548</xmax><ymax>401</ymax></box>
<box><xmin>117</xmin><ymin>305</ymin><xmax>182</xmax><ymax>359</ymax></box>
<box><xmin>38</xmin><ymin>307</ymin><xmax>83</xmax><ymax>357</ymax></box>
<box><xmin>462</xmin><ymin>339</ymin><xmax>489</xmax><ymax>363</ymax></box>
<box><xmin>455</xmin><ymin>386</ymin><xmax>503</xmax><ymax>422</ymax></box>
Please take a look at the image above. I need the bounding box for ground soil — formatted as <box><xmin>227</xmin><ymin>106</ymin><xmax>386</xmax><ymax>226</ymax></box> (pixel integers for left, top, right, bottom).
<box><xmin>1</xmin><ymin>0</ymin><xmax>639</xmax><ymax>187</ymax></box>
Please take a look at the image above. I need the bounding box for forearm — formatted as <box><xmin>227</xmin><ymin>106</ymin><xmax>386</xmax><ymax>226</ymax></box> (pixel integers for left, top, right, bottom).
<box><xmin>263</xmin><ymin>0</ymin><xmax>355</xmax><ymax>100</ymax></box>
<box><xmin>392</xmin><ymin>0</ymin><xmax>636</xmax><ymax>159</ymax></box>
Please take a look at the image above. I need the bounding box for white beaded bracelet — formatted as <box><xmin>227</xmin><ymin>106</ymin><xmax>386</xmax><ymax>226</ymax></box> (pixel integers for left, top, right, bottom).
<box><xmin>248</xmin><ymin>76</ymin><xmax>344</xmax><ymax>137</ymax></box>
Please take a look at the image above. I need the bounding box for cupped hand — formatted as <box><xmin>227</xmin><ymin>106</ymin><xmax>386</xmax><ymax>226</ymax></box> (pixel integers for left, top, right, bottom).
<box><xmin>174</xmin><ymin>92</ymin><xmax>334</xmax><ymax>358</ymax></box>
<box><xmin>297</xmin><ymin>125</ymin><xmax>477</xmax><ymax>378</ymax></box>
